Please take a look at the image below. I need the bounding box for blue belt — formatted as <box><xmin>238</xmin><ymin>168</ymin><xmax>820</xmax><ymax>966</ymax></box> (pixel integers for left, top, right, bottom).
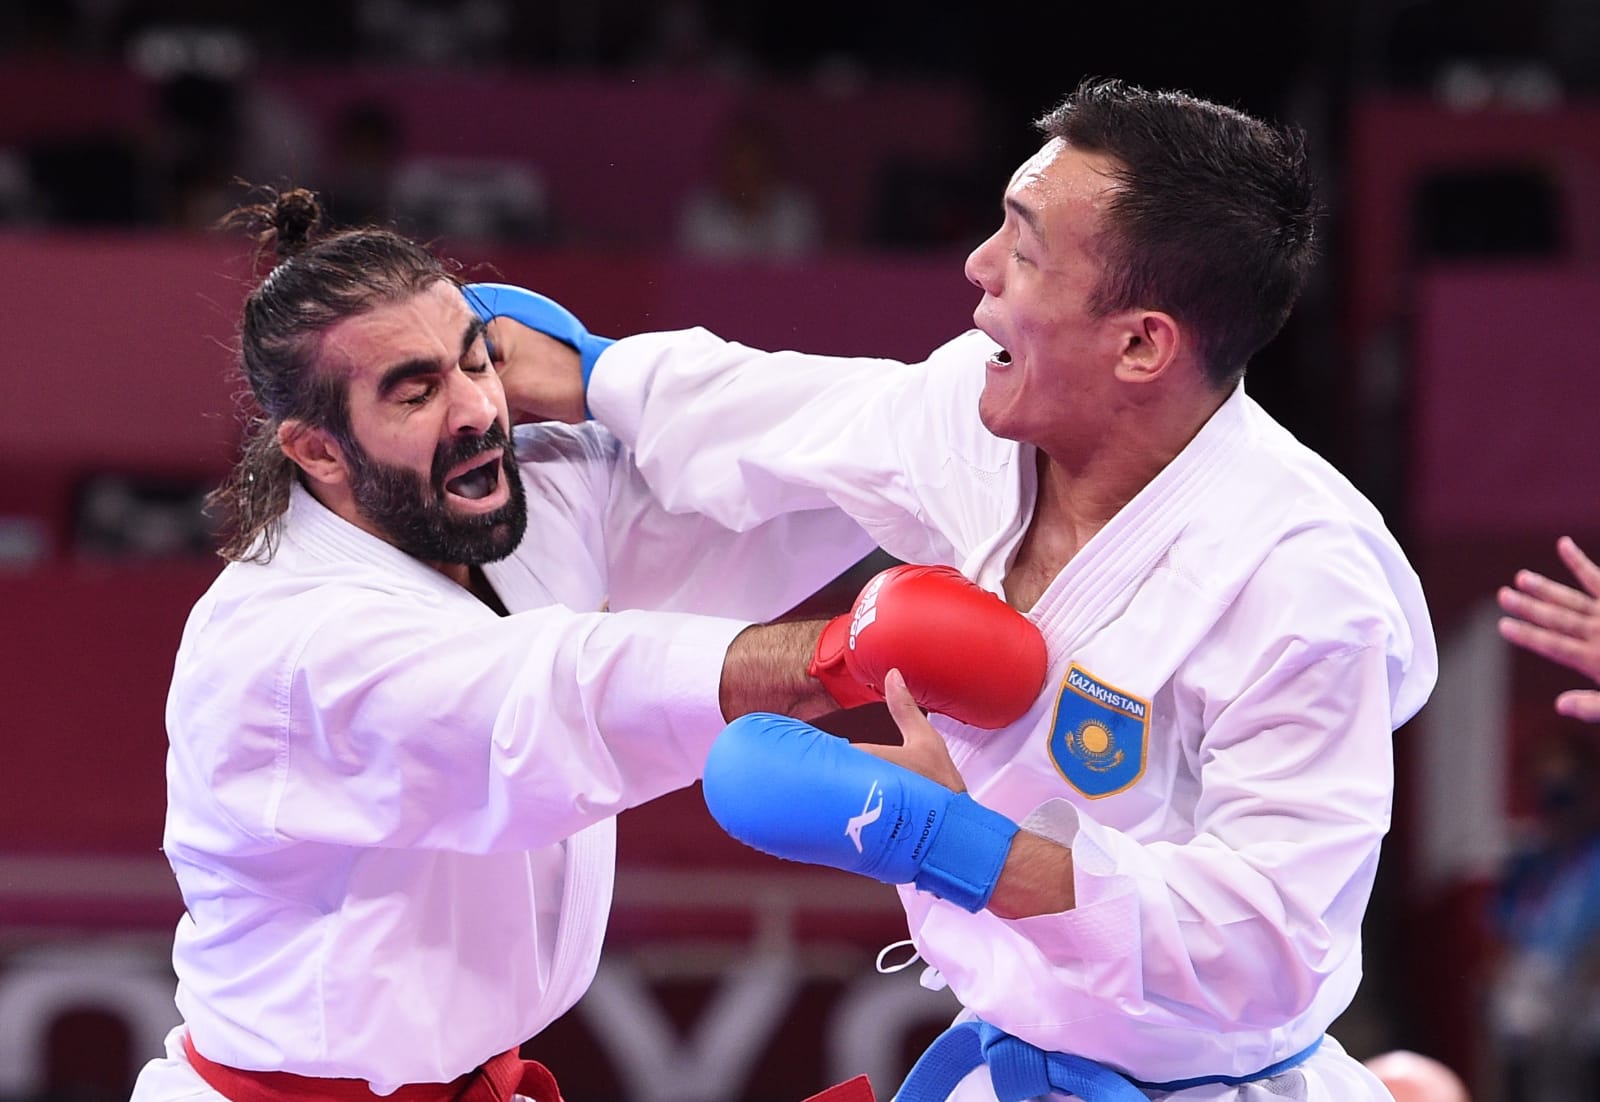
<box><xmin>894</xmin><ymin>1019</ymin><xmax>1322</xmax><ymax>1102</ymax></box>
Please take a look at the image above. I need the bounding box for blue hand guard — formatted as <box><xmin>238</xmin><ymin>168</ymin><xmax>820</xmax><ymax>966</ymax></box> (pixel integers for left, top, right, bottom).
<box><xmin>702</xmin><ymin>713</ymin><xmax>1019</xmax><ymax>913</ymax></box>
<box><xmin>461</xmin><ymin>281</ymin><xmax>616</xmax><ymax>388</ymax></box>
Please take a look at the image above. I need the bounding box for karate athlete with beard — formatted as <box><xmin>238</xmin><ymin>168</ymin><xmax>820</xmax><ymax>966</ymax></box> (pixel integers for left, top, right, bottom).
<box><xmin>130</xmin><ymin>188</ymin><xmax>1048</xmax><ymax>1102</ymax></box>
<box><xmin>474</xmin><ymin>80</ymin><xmax>1439</xmax><ymax>1101</ymax></box>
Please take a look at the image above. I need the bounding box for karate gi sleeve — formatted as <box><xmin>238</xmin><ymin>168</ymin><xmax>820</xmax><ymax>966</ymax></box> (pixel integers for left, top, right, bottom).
<box><xmin>177</xmin><ymin>587</ymin><xmax>748</xmax><ymax>855</ymax></box>
<box><xmin>512</xmin><ymin>419</ymin><xmax>875</xmax><ymax>621</ymax></box>
<box><xmin>585</xmin><ymin>327</ymin><xmax>1007</xmax><ymax>567</ymax></box>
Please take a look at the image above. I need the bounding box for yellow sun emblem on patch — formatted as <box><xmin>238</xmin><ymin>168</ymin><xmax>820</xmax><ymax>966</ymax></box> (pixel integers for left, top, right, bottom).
<box><xmin>1067</xmin><ymin>719</ymin><xmax>1125</xmax><ymax>773</ymax></box>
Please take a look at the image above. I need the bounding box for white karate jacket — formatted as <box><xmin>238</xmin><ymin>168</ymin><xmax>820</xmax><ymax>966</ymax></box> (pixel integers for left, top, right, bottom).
<box><xmin>151</xmin><ymin>421</ymin><xmax>872</xmax><ymax>1094</ymax></box>
<box><xmin>587</xmin><ymin>328</ymin><xmax>1439</xmax><ymax>1100</ymax></box>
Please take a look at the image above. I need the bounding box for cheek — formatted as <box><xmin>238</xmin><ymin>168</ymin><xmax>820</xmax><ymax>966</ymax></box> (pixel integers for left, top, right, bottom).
<box><xmin>1018</xmin><ymin>304</ymin><xmax>1094</xmax><ymax>360</ymax></box>
<box><xmin>1010</xmin><ymin>310</ymin><xmax>1064</xmax><ymax>362</ymax></box>
<box><xmin>354</xmin><ymin>414</ymin><xmax>439</xmax><ymax>473</ymax></box>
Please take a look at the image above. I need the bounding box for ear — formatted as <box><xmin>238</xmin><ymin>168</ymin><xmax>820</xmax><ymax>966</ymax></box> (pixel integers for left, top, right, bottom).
<box><xmin>277</xmin><ymin>419</ymin><xmax>350</xmax><ymax>488</ymax></box>
<box><xmin>1113</xmin><ymin>310</ymin><xmax>1181</xmax><ymax>384</ymax></box>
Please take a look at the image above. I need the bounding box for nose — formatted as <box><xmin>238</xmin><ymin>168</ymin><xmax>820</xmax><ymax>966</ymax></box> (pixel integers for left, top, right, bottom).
<box><xmin>965</xmin><ymin>229</ymin><xmax>1003</xmax><ymax>294</ymax></box>
<box><xmin>444</xmin><ymin>368</ymin><xmax>498</xmax><ymax>436</ymax></box>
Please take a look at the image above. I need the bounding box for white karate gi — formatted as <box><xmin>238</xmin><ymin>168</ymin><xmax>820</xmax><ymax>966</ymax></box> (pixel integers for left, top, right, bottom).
<box><xmin>131</xmin><ymin>421</ymin><xmax>872</xmax><ymax>1099</ymax></box>
<box><xmin>586</xmin><ymin>328</ymin><xmax>1440</xmax><ymax>1101</ymax></box>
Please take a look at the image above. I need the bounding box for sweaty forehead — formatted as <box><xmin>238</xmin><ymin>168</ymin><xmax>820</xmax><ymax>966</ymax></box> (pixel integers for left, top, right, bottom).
<box><xmin>1009</xmin><ymin>140</ymin><xmax>1121</xmax><ymax>202</ymax></box>
<box><xmin>1004</xmin><ymin>139</ymin><xmax>1123</xmax><ymax>244</ymax></box>
<box><xmin>1008</xmin><ymin>138</ymin><xmax>1069</xmax><ymax>193</ymax></box>
<box><xmin>317</xmin><ymin>279</ymin><xmax>467</xmax><ymax>378</ymax></box>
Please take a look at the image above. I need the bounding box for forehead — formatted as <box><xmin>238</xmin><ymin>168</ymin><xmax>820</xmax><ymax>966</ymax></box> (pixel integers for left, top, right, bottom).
<box><xmin>317</xmin><ymin>279</ymin><xmax>468</xmax><ymax>379</ymax></box>
<box><xmin>1005</xmin><ymin>138</ymin><xmax>1122</xmax><ymax>235</ymax></box>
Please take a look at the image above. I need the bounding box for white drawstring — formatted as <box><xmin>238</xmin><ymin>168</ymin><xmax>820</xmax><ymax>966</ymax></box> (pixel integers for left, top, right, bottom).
<box><xmin>875</xmin><ymin>939</ymin><xmax>920</xmax><ymax>974</ymax></box>
<box><xmin>875</xmin><ymin>939</ymin><xmax>948</xmax><ymax>991</ymax></box>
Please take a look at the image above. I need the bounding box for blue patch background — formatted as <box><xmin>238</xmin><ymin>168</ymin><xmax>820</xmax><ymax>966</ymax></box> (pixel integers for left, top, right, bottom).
<box><xmin>1048</xmin><ymin>666</ymin><xmax>1149</xmax><ymax>798</ymax></box>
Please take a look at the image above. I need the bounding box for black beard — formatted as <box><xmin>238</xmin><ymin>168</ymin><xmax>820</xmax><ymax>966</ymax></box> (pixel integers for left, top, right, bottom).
<box><xmin>342</xmin><ymin>421</ymin><xmax>528</xmax><ymax>565</ymax></box>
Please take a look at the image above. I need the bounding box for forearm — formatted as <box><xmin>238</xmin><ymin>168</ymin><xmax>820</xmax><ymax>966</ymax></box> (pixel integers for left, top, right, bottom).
<box><xmin>588</xmin><ymin>330</ymin><xmax>945</xmax><ymax>551</ymax></box>
<box><xmin>987</xmin><ymin>829</ymin><xmax>1075</xmax><ymax>919</ymax></box>
<box><xmin>718</xmin><ymin>620</ymin><xmax>836</xmax><ymax>721</ymax></box>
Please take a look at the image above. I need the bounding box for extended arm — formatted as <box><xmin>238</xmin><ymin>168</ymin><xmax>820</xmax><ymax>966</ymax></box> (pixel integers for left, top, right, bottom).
<box><xmin>462</xmin><ymin>278</ymin><xmax>1001</xmax><ymax>567</ymax></box>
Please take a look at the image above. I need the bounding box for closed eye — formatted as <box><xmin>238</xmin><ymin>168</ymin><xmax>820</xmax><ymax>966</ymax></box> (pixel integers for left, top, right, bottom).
<box><xmin>399</xmin><ymin>382</ymin><xmax>437</xmax><ymax>406</ymax></box>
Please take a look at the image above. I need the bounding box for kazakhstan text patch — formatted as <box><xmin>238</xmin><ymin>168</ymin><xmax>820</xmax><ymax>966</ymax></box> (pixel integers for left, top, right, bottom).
<box><xmin>1048</xmin><ymin>664</ymin><xmax>1149</xmax><ymax>798</ymax></box>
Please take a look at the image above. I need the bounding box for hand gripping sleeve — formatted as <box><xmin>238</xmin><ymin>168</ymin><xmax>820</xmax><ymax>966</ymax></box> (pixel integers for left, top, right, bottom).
<box><xmin>462</xmin><ymin>282</ymin><xmax>616</xmax><ymax>384</ymax></box>
<box><xmin>702</xmin><ymin>713</ymin><xmax>1019</xmax><ymax>912</ymax></box>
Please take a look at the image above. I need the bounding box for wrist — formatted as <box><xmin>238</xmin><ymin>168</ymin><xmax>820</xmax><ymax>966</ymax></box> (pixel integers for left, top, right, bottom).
<box><xmin>984</xmin><ymin>829</ymin><xmax>1076</xmax><ymax>919</ymax></box>
<box><xmin>722</xmin><ymin>620</ymin><xmax>837</xmax><ymax>722</ymax></box>
<box><xmin>913</xmin><ymin>792</ymin><xmax>1019</xmax><ymax>913</ymax></box>
<box><xmin>807</xmin><ymin>614</ymin><xmax>883</xmax><ymax>711</ymax></box>
<box><xmin>579</xmin><ymin>335</ymin><xmax>614</xmax><ymax>392</ymax></box>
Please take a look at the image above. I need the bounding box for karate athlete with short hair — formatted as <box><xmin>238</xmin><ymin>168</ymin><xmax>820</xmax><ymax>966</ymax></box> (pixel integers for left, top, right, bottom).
<box><xmin>129</xmin><ymin>188</ymin><xmax>1047</xmax><ymax>1102</ymax></box>
<box><xmin>475</xmin><ymin>79</ymin><xmax>1440</xmax><ymax>1101</ymax></box>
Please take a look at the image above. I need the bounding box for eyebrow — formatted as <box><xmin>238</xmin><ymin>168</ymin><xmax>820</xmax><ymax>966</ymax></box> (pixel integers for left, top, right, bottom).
<box><xmin>375</xmin><ymin>315</ymin><xmax>488</xmax><ymax>398</ymax></box>
<box><xmin>1005</xmin><ymin>196</ymin><xmax>1045</xmax><ymax>242</ymax></box>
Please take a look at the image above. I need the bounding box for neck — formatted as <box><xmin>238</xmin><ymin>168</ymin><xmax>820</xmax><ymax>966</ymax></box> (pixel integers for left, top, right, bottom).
<box><xmin>304</xmin><ymin>480</ymin><xmax>503</xmax><ymax>605</ymax></box>
<box><xmin>1032</xmin><ymin>379</ymin><xmax>1230</xmax><ymax>546</ymax></box>
<box><xmin>466</xmin><ymin>564</ymin><xmax>509</xmax><ymax>615</ymax></box>
<box><xmin>428</xmin><ymin>561</ymin><xmax>506</xmax><ymax>618</ymax></box>
<box><xmin>431</xmin><ymin>560</ymin><xmax>471</xmax><ymax>588</ymax></box>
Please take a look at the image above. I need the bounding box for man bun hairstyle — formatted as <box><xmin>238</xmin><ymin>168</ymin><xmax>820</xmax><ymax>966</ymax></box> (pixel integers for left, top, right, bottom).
<box><xmin>208</xmin><ymin>185</ymin><xmax>454</xmax><ymax>562</ymax></box>
<box><xmin>220</xmin><ymin>185</ymin><xmax>324</xmax><ymax>264</ymax></box>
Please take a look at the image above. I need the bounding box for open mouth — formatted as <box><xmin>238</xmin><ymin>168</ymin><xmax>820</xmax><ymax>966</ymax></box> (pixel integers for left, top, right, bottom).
<box><xmin>989</xmin><ymin>348</ymin><xmax>1013</xmax><ymax>367</ymax></box>
<box><xmin>443</xmin><ymin>454</ymin><xmax>502</xmax><ymax>501</ymax></box>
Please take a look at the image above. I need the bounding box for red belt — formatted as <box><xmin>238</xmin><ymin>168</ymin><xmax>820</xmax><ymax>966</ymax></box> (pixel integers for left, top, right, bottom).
<box><xmin>182</xmin><ymin>1034</ymin><xmax>561</xmax><ymax>1102</ymax></box>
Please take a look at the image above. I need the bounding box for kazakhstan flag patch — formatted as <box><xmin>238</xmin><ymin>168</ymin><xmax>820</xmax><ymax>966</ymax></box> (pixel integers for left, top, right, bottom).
<box><xmin>1048</xmin><ymin>664</ymin><xmax>1150</xmax><ymax>798</ymax></box>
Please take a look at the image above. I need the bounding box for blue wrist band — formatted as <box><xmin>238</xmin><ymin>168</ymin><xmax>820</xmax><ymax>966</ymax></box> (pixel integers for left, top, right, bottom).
<box><xmin>913</xmin><ymin>793</ymin><xmax>1019</xmax><ymax>912</ymax></box>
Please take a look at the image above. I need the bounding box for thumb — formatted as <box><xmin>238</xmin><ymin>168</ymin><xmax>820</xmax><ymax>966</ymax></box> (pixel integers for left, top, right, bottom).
<box><xmin>865</xmin><ymin>669</ymin><xmax>965</xmax><ymax>792</ymax></box>
<box><xmin>883</xmin><ymin>667</ymin><xmax>927</xmax><ymax>739</ymax></box>
<box><xmin>1557</xmin><ymin>690</ymin><xmax>1600</xmax><ymax>724</ymax></box>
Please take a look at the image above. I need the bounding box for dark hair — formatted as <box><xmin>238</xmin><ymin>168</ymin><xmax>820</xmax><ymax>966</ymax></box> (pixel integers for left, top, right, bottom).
<box><xmin>1037</xmin><ymin>78</ymin><xmax>1322</xmax><ymax>388</ymax></box>
<box><xmin>208</xmin><ymin>186</ymin><xmax>454</xmax><ymax>562</ymax></box>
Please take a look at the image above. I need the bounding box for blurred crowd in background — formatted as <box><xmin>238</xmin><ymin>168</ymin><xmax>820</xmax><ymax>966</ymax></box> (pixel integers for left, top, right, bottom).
<box><xmin>1</xmin><ymin>0</ymin><xmax>1596</xmax><ymax>246</ymax></box>
<box><xmin>2</xmin><ymin>0</ymin><xmax>1597</xmax><ymax>483</ymax></box>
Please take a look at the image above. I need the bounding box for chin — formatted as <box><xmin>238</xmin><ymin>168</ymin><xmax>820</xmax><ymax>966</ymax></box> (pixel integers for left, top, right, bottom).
<box><xmin>977</xmin><ymin>390</ymin><xmax>1023</xmax><ymax>443</ymax></box>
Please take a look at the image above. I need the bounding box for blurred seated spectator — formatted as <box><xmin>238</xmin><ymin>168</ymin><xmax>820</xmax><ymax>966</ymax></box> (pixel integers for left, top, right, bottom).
<box><xmin>869</xmin><ymin>158</ymin><xmax>988</xmax><ymax>250</ymax></box>
<box><xmin>1487</xmin><ymin>720</ymin><xmax>1600</xmax><ymax>1100</ymax></box>
<box><xmin>73</xmin><ymin>472</ymin><xmax>217</xmax><ymax>559</ymax></box>
<box><xmin>320</xmin><ymin>99</ymin><xmax>404</xmax><ymax>229</ymax></box>
<box><xmin>129</xmin><ymin>24</ymin><xmax>314</xmax><ymax>230</ymax></box>
<box><xmin>633</xmin><ymin>0</ymin><xmax>752</xmax><ymax>76</ymax></box>
<box><xmin>132</xmin><ymin>29</ymin><xmax>250</xmax><ymax>229</ymax></box>
<box><xmin>678</xmin><ymin>115</ymin><xmax>821</xmax><ymax>260</ymax></box>
<box><xmin>26</xmin><ymin>134</ymin><xmax>150</xmax><ymax>224</ymax></box>
<box><xmin>354</xmin><ymin>0</ymin><xmax>511</xmax><ymax>65</ymax></box>
<box><xmin>390</xmin><ymin>156</ymin><xmax>550</xmax><ymax>243</ymax></box>
<box><xmin>0</xmin><ymin>148</ymin><xmax>42</xmax><ymax>224</ymax></box>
